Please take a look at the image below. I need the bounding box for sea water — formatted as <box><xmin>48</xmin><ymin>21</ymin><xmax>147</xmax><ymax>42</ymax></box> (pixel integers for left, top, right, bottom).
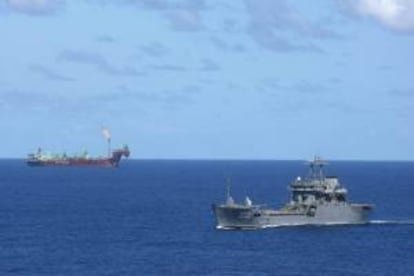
<box><xmin>0</xmin><ymin>160</ymin><xmax>413</xmax><ymax>275</ymax></box>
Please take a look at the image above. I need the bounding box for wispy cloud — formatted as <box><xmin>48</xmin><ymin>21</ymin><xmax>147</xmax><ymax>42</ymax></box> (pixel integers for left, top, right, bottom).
<box><xmin>148</xmin><ymin>64</ymin><xmax>187</xmax><ymax>72</ymax></box>
<box><xmin>28</xmin><ymin>64</ymin><xmax>74</xmax><ymax>82</ymax></box>
<box><xmin>329</xmin><ymin>77</ymin><xmax>342</xmax><ymax>84</ymax></box>
<box><xmin>0</xmin><ymin>88</ymin><xmax>133</xmax><ymax>119</ymax></box>
<box><xmin>1</xmin><ymin>86</ymin><xmax>156</xmax><ymax>115</ymax></box>
<box><xmin>87</xmin><ymin>0</ymin><xmax>206</xmax><ymax>32</ymax></box>
<box><xmin>340</xmin><ymin>0</ymin><xmax>414</xmax><ymax>33</ymax></box>
<box><xmin>165</xmin><ymin>8</ymin><xmax>204</xmax><ymax>32</ymax></box>
<box><xmin>182</xmin><ymin>84</ymin><xmax>201</xmax><ymax>94</ymax></box>
<box><xmin>105</xmin><ymin>0</ymin><xmax>207</xmax><ymax>11</ymax></box>
<box><xmin>115</xmin><ymin>85</ymin><xmax>161</xmax><ymax>103</ymax></box>
<box><xmin>115</xmin><ymin>84</ymin><xmax>199</xmax><ymax>108</ymax></box>
<box><xmin>210</xmin><ymin>36</ymin><xmax>247</xmax><ymax>52</ymax></box>
<box><xmin>257</xmin><ymin>78</ymin><xmax>282</xmax><ymax>92</ymax></box>
<box><xmin>0</xmin><ymin>89</ymin><xmax>66</xmax><ymax>112</ymax></box>
<box><xmin>221</xmin><ymin>18</ymin><xmax>242</xmax><ymax>33</ymax></box>
<box><xmin>96</xmin><ymin>34</ymin><xmax>116</xmax><ymax>43</ymax></box>
<box><xmin>258</xmin><ymin>78</ymin><xmax>328</xmax><ymax>94</ymax></box>
<box><xmin>146</xmin><ymin>59</ymin><xmax>220</xmax><ymax>72</ymax></box>
<box><xmin>5</xmin><ymin>0</ymin><xmax>64</xmax><ymax>15</ymax></box>
<box><xmin>378</xmin><ymin>65</ymin><xmax>393</xmax><ymax>71</ymax></box>
<box><xmin>244</xmin><ymin>0</ymin><xmax>339</xmax><ymax>52</ymax></box>
<box><xmin>247</xmin><ymin>24</ymin><xmax>324</xmax><ymax>53</ymax></box>
<box><xmin>86</xmin><ymin>0</ymin><xmax>169</xmax><ymax>10</ymax></box>
<box><xmin>200</xmin><ymin>58</ymin><xmax>220</xmax><ymax>71</ymax></box>
<box><xmin>58</xmin><ymin>49</ymin><xmax>105</xmax><ymax>64</ymax></box>
<box><xmin>389</xmin><ymin>88</ymin><xmax>414</xmax><ymax>97</ymax></box>
<box><xmin>140</xmin><ymin>41</ymin><xmax>169</xmax><ymax>57</ymax></box>
<box><xmin>57</xmin><ymin>49</ymin><xmax>144</xmax><ymax>77</ymax></box>
<box><xmin>291</xmin><ymin>80</ymin><xmax>328</xmax><ymax>94</ymax></box>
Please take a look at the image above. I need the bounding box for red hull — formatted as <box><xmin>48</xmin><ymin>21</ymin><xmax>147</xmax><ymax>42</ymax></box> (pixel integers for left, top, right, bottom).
<box><xmin>27</xmin><ymin>158</ymin><xmax>116</xmax><ymax>167</ymax></box>
<box><xmin>27</xmin><ymin>147</ymin><xmax>130</xmax><ymax>168</ymax></box>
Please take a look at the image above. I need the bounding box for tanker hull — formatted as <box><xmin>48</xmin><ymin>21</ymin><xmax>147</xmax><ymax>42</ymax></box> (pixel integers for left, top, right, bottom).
<box><xmin>27</xmin><ymin>146</ymin><xmax>130</xmax><ymax>168</ymax></box>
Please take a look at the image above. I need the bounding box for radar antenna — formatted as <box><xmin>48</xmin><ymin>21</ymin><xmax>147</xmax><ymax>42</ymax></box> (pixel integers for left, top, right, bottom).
<box><xmin>307</xmin><ymin>156</ymin><xmax>328</xmax><ymax>181</ymax></box>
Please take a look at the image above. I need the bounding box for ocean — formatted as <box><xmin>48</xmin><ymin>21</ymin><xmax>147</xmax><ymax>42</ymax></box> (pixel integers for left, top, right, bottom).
<box><xmin>0</xmin><ymin>159</ymin><xmax>413</xmax><ymax>275</ymax></box>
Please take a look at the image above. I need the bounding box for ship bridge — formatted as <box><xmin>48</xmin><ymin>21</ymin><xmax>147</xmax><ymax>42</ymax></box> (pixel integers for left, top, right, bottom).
<box><xmin>289</xmin><ymin>157</ymin><xmax>348</xmax><ymax>204</ymax></box>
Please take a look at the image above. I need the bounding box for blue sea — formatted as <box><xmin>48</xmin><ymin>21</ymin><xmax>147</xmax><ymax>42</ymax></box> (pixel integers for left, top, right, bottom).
<box><xmin>0</xmin><ymin>159</ymin><xmax>413</xmax><ymax>275</ymax></box>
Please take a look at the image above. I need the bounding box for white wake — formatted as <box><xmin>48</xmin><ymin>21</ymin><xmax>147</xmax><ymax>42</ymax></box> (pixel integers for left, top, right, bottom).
<box><xmin>369</xmin><ymin>219</ymin><xmax>414</xmax><ymax>225</ymax></box>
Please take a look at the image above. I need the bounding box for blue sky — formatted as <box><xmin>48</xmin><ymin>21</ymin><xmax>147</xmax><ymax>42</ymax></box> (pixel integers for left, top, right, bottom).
<box><xmin>0</xmin><ymin>0</ymin><xmax>413</xmax><ymax>160</ymax></box>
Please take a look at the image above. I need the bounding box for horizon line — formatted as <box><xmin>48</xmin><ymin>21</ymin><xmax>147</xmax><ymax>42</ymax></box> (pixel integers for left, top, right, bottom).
<box><xmin>2</xmin><ymin>157</ymin><xmax>414</xmax><ymax>162</ymax></box>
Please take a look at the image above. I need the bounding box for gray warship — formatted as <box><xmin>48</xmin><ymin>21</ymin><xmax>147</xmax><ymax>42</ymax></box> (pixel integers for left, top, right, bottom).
<box><xmin>212</xmin><ymin>157</ymin><xmax>373</xmax><ymax>229</ymax></box>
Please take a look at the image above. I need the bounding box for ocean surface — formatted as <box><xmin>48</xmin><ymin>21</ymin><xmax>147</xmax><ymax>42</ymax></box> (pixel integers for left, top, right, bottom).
<box><xmin>0</xmin><ymin>159</ymin><xmax>413</xmax><ymax>275</ymax></box>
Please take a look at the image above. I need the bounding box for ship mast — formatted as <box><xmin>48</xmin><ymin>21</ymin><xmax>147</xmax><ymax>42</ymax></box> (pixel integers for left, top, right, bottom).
<box><xmin>226</xmin><ymin>176</ymin><xmax>231</xmax><ymax>200</ymax></box>
<box><xmin>225</xmin><ymin>176</ymin><xmax>234</xmax><ymax>205</ymax></box>
<box><xmin>308</xmin><ymin>156</ymin><xmax>327</xmax><ymax>181</ymax></box>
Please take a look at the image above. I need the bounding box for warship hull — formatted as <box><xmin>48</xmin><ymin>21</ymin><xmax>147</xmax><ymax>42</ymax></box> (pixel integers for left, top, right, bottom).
<box><xmin>212</xmin><ymin>203</ymin><xmax>373</xmax><ymax>229</ymax></box>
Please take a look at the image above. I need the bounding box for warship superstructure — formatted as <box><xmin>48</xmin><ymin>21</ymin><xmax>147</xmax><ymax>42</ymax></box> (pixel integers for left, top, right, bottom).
<box><xmin>212</xmin><ymin>158</ymin><xmax>373</xmax><ymax>229</ymax></box>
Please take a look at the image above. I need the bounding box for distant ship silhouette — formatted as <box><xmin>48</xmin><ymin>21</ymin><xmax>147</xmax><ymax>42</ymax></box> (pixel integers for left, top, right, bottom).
<box><xmin>27</xmin><ymin>128</ymin><xmax>130</xmax><ymax>167</ymax></box>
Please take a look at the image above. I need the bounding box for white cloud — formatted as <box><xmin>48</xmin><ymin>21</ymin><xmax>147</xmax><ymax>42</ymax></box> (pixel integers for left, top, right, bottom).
<box><xmin>346</xmin><ymin>0</ymin><xmax>414</xmax><ymax>32</ymax></box>
<box><xmin>86</xmin><ymin>0</ymin><xmax>206</xmax><ymax>32</ymax></box>
<box><xmin>6</xmin><ymin>0</ymin><xmax>63</xmax><ymax>15</ymax></box>
<box><xmin>244</xmin><ymin>0</ymin><xmax>337</xmax><ymax>52</ymax></box>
